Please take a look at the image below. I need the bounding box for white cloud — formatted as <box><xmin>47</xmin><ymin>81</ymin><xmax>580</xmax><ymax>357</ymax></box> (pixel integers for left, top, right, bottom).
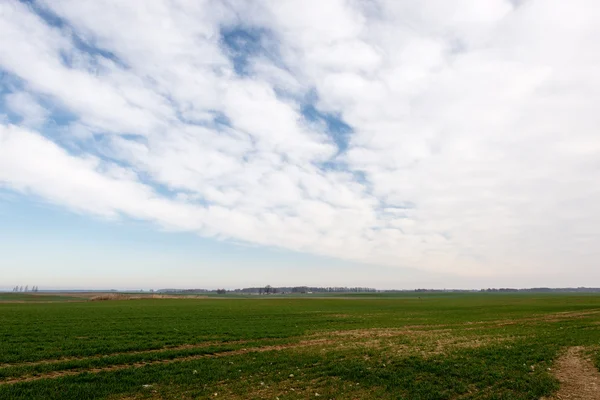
<box><xmin>0</xmin><ymin>124</ymin><xmax>207</xmax><ymax>230</ymax></box>
<box><xmin>4</xmin><ymin>91</ymin><xmax>48</xmax><ymax>128</ymax></box>
<box><xmin>1</xmin><ymin>0</ymin><xmax>600</xmax><ymax>283</ymax></box>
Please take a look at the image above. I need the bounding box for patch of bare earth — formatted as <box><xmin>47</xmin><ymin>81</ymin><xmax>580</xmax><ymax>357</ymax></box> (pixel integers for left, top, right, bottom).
<box><xmin>0</xmin><ymin>339</ymin><xmax>335</xmax><ymax>386</ymax></box>
<box><xmin>200</xmin><ymin>376</ymin><xmax>387</xmax><ymax>400</ymax></box>
<box><xmin>460</xmin><ymin>309</ymin><xmax>600</xmax><ymax>329</ymax></box>
<box><xmin>542</xmin><ymin>346</ymin><xmax>600</xmax><ymax>400</ymax></box>
<box><xmin>0</xmin><ymin>339</ymin><xmax>255</xmax><ymax>369</ymax></box>
<box><xmin>0</xmin><ymin>326</ymin><xmax>476</xmax><ymax>370</ymax></box>
<box><xmin>312</xmin><ymin>328</ymin><xmax>512</xmax><ymax>357</ymax></box>
<box><xmin>1</xmin><ymin>326</ymin><xmax>518</xmax><ymax>386</ymax></box>
<box><xmin>90</xmin><ymin>294</ymin><xmax>208</xmax><ymax>301</ymax></box>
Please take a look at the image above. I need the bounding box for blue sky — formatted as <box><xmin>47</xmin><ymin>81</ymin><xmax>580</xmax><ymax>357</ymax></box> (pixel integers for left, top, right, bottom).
<box><xmin>2</xmin><ymin>0</ymin><xmax>600</xmax><ymax>290</ymax></box>
<box><xmin>1</xmin><ymin>191</ymin><xmax>450</xmax><ymax>290</ymax></box>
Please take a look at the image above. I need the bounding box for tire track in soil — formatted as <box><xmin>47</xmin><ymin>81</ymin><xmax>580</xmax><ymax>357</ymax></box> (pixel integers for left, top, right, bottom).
<box><xmin>542</xmin><ymin>346</ymin><xmax>600</xmax><ymax>400</ymax></box>
<box><xmin>4</xmin><ymin>309</ymin><xmax>598</xmax><ymax>369</ymax></box>
<box><xmin>3</xmin><ymin>310</ymin><xmax>599</xmax><ymax>387</ymax></box>
<box><xmin>0</xmin><ymin>339</ymin><xmax>334</xmax><ymax>386</ymax></box>
<box><xmin>0</xmin><ymin>339</ymin><xmax>264</xmax><ymax>369</ymax></box>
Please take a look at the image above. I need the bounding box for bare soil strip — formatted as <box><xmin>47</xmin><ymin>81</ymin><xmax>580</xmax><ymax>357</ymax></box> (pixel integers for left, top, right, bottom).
<box><xmin>0</xmin><ymin>325</ymin><xmax>452</xmax><ymax>370</ymax></box>
<box><xmin>0</xmin><ymin>339</ymin><xmax>255</xmax><ymax>369</ymax></box>
<box><xmin>0</xmin><ymin>339</ymin><xmax>334</xmax><ymax>386</ymax></box>
<box><xmin>473</xmin><ymin>310</ymin><xmax>600</xmax><ymax>327</ymax></box>
<box><xmin>544</xmin><ymin>346</ymin><xmax>600</xmax><ymax>400</ymax></box>
<box><xmin>3</xmin><ymin>310</ymin><xmax>599</xmax><ymax>387</ymax></box>
<box><xmin>4</xmin><ymin>309</ymin><xmax>598</xmax><ymax>370</ymax></box>
<box><xmin>0</xmin><ymin>329</ymin><xmax>515</xmax><ymax>386</ymax></box>
<box><xmin>0</xmin><ymin>325</ymin><xmax>455</xmax><ymax>370</ymax></box>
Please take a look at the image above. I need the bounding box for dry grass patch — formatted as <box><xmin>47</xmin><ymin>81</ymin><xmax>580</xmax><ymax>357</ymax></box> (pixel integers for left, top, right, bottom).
<box><xmin>90</xmin><ymin>294</ymin><xmax>208</xmax><ymax>301</ymax></box>
<box><xmin>203</xmin><ymin>376</ymin><xmax>389</xmax><ymax>400</ymax></box>
<box><xmin>313</xmin><ymin>327</ymin><xmax>512</xmax><ymax>353</ymax></box>
<box><xmin>0</xmin><ymin>339</ymin><xmax>336</xmax><ymax>385</ymax></box>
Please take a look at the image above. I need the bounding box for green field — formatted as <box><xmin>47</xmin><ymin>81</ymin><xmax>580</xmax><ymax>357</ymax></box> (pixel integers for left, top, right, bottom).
<box><xmin>1</xmin><ymin>293</ymin><xmax>600</xmax><ymax>399</ymax></box>
<box><xmin>0</xmin><ymin>293</ymin><xmax>86</xmax><ymax>302</ymax></box>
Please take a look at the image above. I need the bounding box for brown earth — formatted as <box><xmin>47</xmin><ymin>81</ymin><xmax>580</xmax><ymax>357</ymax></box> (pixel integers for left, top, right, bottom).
<box><xmin>543</xmin><ymin>346</ymin><xmax>600</xmax><ymax>400</ymax></box>
<box><xmin>0</xmin><ymin>339</ymin><xmax>335</xmax><ymax>386</ymax></box>
<box><xmin>3</xmin><ymin>310</ymin><xmax>600</xmax><ymax>393</ymax></box>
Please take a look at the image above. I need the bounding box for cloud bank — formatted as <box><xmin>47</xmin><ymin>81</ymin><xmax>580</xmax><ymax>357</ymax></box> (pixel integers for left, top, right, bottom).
<box><xmin>1</xmin><ymin>0</ymin><xmax>600</xmax><ymax>279</ymax></box>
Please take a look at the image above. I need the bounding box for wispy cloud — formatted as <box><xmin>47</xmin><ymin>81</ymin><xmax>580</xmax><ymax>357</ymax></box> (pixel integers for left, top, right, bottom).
<box><xmin>1</xmin><ymin>0</ymin><xmax>600</xmax><ymax>279</ymax></box>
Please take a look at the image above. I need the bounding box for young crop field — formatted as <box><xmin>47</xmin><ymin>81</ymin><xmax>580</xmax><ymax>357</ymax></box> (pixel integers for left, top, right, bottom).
<box><xmin>1</xmin><ymin>293</ymin><xmax>600</xmax><ymax>399</ymax></box>
<box><xmin>0</xmin><ymin>293</ymin><xmax>86</xmax><ymax>302</ymax></box>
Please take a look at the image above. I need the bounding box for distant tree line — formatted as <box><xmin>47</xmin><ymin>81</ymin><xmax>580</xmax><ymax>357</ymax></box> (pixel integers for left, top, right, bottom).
<box><xmin>479</xmin><ymin>287</ymin><xmax>600</xmax><ymax>293</ymax></box>
<box><xmin>382</xmin><ymin>287</ymin><xmax>600</xmax><ymax>293</ymax></box>
<box><xmin>153</xmin><ymin>286</ymin><xmax>376</xmax><ymax>294</ymax></box>
<box><xmin>151</xmin><ymin>286</ymin><xmax>600</xmax><ymax>295</ymax></box>
<box><xmin>156</xmin><ymin>288</ymin><xmax>213</xmax><ymax>294</ymax></box>
<box><xmin>231</xmin><ymin>286</ymin><xmax>377</xmax><ymax>294</ymax></box>
<box><xmin>12</xmin><ymin>285</ymin><xmax>39</xmax><ymax>292</ymax></box>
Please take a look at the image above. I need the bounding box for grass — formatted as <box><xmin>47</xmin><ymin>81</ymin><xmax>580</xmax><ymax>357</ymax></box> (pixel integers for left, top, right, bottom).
<box><xmin>0</xmin><ymin>293</ymin><xmax>84</xmax><ymax>302</ymax></box>
<box><xmin>1</xmin><ymin>293</ymin><xmax>600</xmax><ymax>399</ymax></box>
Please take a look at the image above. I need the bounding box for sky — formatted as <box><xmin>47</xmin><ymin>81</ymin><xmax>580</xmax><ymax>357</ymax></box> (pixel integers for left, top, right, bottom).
<box><xmin>1</xmin><ymin>0</ymin><xmax>600</xmax><ymax>290</ymax></box>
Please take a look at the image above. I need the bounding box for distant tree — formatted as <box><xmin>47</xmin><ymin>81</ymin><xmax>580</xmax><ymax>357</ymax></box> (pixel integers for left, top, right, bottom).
<box><xmin>25</xmin><ymin>285</ymin><xmax>29</xmax><ymax>292</ymax></box>
<box><xmin>216</xmin><ymin>289</ymin><xmax>226</xmax><ymax>294</ymax></box>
